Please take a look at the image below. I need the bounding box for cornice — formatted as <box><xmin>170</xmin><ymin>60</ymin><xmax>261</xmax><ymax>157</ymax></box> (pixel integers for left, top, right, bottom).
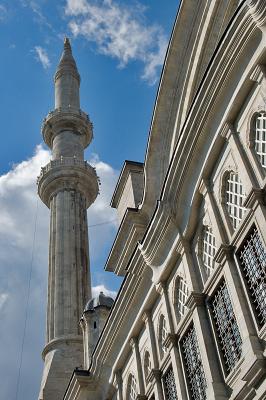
<box><xmin>139</xmin><ymin>199</ymin><xmax>178</xmax><ymax>268</ymax></box>
<box><xmin>162</xmin><ymin>5</ymin><xmax>257</xmax><ymax>221</ymax></box>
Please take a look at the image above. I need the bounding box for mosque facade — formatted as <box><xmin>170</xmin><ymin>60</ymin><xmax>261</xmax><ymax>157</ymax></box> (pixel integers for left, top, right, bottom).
<box><xmin>38</xmin><ymin>1</ymin><xmax>266</xmax><ymax>400</ymax></box>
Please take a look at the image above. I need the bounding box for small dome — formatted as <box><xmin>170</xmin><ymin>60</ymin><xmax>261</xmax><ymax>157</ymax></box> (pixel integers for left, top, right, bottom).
<box><xmin>84</xmin><ymin>291</ymin><xmax>114</xmax><ymax>312</ymax></box>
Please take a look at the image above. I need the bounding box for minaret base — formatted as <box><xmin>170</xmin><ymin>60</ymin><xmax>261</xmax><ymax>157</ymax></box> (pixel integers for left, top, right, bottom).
<box><xmin>38</xmin><ymin>337</ymin><xmax>83</xmax><ymax>400</ymax></box>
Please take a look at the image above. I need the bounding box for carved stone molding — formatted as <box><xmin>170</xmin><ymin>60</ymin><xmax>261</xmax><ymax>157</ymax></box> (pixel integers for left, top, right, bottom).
<box><xmin>148</xmin><ymin>369</ymin><xmax>162</xmax><ymax>383</ymax></box>
<box><xmin>155</xmin><ymin>280</ymin><xmax>167</xmax><ymax>296</ymax></box>
<box><xmin>249</xmin><ymin>64</ymin><xmax>266</xmax><ymax>83</ymax></box>
<box><xmin>244</xmin><ymin>187</ymin><xmax>266</xmax><ymax>208</ymax></box>
<box><xmin>214</xmin><ymin>244</ymin><xmax>235</xmax><ymax>263</ymax></box>
<box><xmin>186</xmin><ymin>292</ymin><xmax>206</xmax><ymax>309</ymax></box>
<box><xmin>248</xmin><ymin>0</ymin><xmax>266</xmax><ymax>28</ymax></box>
<box><xmin>142</xmin><ymin>310</ymin><xmax>151</xmax><ymax>324</ymax></box>
<box><xmin>129</xmin><ymin>336</ymin><xmax>138</xmax><ymax>348</ymax></box>
<box><xmin>164</xmin><ymin>333</ymin><xmax>179</xmax><ymax>349</ymax></box>
<box><xmin>136</xmin><ymin>395</ymin><xmax>147</xmax><ymax>400</ymax></box>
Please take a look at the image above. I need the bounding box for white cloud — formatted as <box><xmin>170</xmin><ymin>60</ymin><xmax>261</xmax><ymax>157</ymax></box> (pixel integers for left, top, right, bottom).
<box><xmin>0</xmin><ymin>145</ymin><xmax>120</xmax><ymax>398</ymax></box>
<box><xmin>65</xmin><ymin>0</ymin><xmax>167</xmax><ymax>84</ymax></box>
<box><xmin>34</xmin><ymin>45</ymin><xmax>51</xmax><ymax>69</ymax></box>
<box><xmin>0</xmin><ymin>4</ymin><xmax>7</xmax><ymax>21</ymax></box>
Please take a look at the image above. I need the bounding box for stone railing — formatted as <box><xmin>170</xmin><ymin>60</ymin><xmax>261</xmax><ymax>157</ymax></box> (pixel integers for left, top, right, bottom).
<box><xmin>43</xmin><ymin>107</ymin><xmax>91</xmax><ymax>124</ymax></box>
<box><xmin>38</xmin><ymin>156</ymin><xmax>97</xmax><ymax>180</ymax></box>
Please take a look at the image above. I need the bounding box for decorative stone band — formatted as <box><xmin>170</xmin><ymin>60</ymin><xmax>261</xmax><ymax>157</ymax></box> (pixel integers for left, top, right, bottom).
<box><xmin>42</xmin><ymin>107</ymin><xmax>93</xmax><ymax>148</ymax></box>
<box><xmin>42</xmin><ymin>335</ymin><xmax>83</xmax><ymax>360</ymax></box>
<box><xmin>248</xmin><ymin>0</ymin><xmax>266</xmax><ymax>27</ymax></box>
<box><xmin>37</xmin><ymin>158</ymin><xmax>99</xmax><ymax>208</ymax></box>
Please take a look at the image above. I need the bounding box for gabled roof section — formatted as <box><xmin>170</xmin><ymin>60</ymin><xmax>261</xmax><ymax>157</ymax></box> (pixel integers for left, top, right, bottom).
<box><xmin>111</xmin><ymin>160</ymin><xmax>144</xmax><ymax>209</ymax></box>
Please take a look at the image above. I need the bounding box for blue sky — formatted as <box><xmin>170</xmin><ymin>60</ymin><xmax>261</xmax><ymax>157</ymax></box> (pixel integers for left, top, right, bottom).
<box><xmin>0</xmin><ymin>1</ymin><xmax>178</xmax><ymax>399</ymax></box>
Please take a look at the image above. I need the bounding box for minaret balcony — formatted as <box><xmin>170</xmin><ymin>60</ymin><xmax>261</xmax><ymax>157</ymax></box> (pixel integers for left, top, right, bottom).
<box><xmin>37</xmin><ymin>156</ymin><xmax>99</xmax><ymax>208</ymax></box>
<box><xmin>42</xmin><ymin>106</ymin><xmax>93</xmax><ymax>149</ymax></box>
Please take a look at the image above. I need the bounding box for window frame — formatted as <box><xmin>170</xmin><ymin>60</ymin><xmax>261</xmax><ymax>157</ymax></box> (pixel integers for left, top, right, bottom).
<box><xmin>201</xmin><ymin>225</ymin><xmax>217</xmax><ymax>278</ymax></box>
<box><xmin>180</xmin><ymin>323</ymin><xmax>207</xmax><ymax>400</ymax></box>
<box><xmin>249</xmin><ymin>112</ymin><xmax>266</xmax><ymax>176</ymax></box>
<box><xmin>207</xmin><ymin>278</ymin><xmax>243</xmax><ymax>377</ymax></box>
<box><xmin>221</xmin><ymin>170</ymin><xmax>247</xmax><ymax>232</ymax></box>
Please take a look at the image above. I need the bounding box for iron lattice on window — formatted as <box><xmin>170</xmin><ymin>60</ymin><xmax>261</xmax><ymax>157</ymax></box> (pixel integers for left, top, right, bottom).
<box><xmin>225</xmin><ymin>171</ymin><xmax>246</xmax><ymax>230</ymax></box>
<box><xmin>211</xmin><ymin>280</ymin><xmax>242</xmax><ymax>374</ymax></box>
<box><xmin>163</xmin><ymin>367</ymin><xmax>178</xmax><ymax>400</ymax></box>
<box><xmin>238</xmin><ymin>226</ymin><xmax>266</xmax><ymax>328</ymax></box>
<box><xmin>255</xmin><ymin>112</ymin><xmax>266</xmax><ymax>169</ymax></box>
<box><xmin>181</xmin><ymin>325</ymin><xmax>207</xmax><ymax>400</ymax></box>
<box><xmin>202</xmin><ymin>226</ymin><xmax>216</xmax><ymax>277</ymax></box>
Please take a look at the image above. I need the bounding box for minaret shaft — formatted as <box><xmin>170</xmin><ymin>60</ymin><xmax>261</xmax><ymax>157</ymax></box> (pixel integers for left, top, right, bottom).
<box><xmin>47</xmin><ymin>190</ymin><xmax>91</xmax><ymax>342</ymax></box>
<box><xmin>38</xmin><ymin>38</ymin><xmax>98</xmax><ymax>400</ymax></box>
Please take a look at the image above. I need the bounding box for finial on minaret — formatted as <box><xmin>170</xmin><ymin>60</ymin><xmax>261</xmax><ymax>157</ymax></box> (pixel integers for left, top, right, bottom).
<box><xmin>63</xmin><ymin>36</ymin><xmax>72</xmax><ymax>55</ymax></box>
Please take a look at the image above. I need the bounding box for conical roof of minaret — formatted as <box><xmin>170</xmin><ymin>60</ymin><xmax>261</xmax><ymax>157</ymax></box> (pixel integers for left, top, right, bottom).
<box><xmin>55</xmin><ymin>37</ymin><xmax>80</xmax><ymax>81</ymax></box>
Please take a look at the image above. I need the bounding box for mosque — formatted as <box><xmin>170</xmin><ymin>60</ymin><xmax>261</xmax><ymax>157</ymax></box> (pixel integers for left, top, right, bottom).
<box><xmin>38</xmin><ymin>1</ymin><xmax>266</xmax><ymax>399</ymax></box>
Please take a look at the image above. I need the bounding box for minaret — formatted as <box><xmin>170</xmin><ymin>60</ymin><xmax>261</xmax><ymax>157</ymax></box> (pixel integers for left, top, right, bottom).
<box><xmin>37</xmin><ymin>38</ymin><xmax>98</xmax><ymax>400</ymax></box>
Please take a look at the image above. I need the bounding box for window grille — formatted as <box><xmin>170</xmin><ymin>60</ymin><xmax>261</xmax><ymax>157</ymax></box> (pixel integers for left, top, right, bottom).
<box><xmin>159</xmin><ymin>315</ymin><xmax>168</xmax><ymax>357</ymax></box>
<box><xmin>177</xmin><ymin>278</ymin><xmax>189</xmax><ymax>317</ymax></box>
<box><xmin>128</xmin><ymin>375</ymin><xmax>137</xmax><ymax>400</ymax></box>
<box><xmin>255</xmin><ymin>112</ymin><xmax>266</xmax><ymax>169</ymax></box>
<box><xmin>181</xmin><ymin>325</ymin><xmax>207</xmax><ymax>400</ymax></box>
<box><xmin>225</xmin><ymin>171</ymin><xmax>246</xmax><ymax>229</ymax></box>
<box><xmin>238</xmin><ymin>226</ymin><xmax>266</xmax><ymax>328</ymax></box>
<box><xmin>210</xmin><ymin>280</ymin><xmax>242</xmax><ymax>373</ymax></box>
<box><xmin>163</xmin><ymin>367</ymin><xmax>178</xmax><ymax>400</ymax></box>
<box><xmin>144</xmin><ymin>351</ymin><xmax>152</xmax><ymax>383</ymax></box>
<box><xmin>202</xmin><ymin>226</ymin><xmax>216</xmax><ymax>277</ymax></box>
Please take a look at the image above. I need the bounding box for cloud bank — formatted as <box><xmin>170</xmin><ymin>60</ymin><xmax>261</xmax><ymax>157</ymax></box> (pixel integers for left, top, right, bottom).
<box><xmin>0</xmin><ymin>145</ymin><xmax>119</xmax><ymax>398</ymax></box>
<box><xmin>65</xmin><ymin>0</ymin><xmax>168</xmax><ymax>84</ymax></box>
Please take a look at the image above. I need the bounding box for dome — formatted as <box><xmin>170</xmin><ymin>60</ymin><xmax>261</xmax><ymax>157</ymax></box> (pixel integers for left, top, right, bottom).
<box><xmin>84</xmin><ymin>291</ymin><xmax>114</xmax><ymax>312</ymax></box>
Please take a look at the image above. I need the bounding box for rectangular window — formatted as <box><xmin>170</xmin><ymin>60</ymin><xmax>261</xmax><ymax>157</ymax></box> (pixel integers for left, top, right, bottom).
<box><xmin>210</xmin><ymin>280</ymin><xmax>242</xmax><ymax>374</ymax></box>
<box><xmin>237</xmin><ymin>226</ymin><xmax>266</xmax><ymax>328</ymax></box>
<box><xmin>163</xmin><ymin>367</ymin><xmax>178</xmax><ymax>400</ymax></box>
<box><xmin>181</xmin><ymin>324</ymin><xmax>207</xmax><ymax>400</ymax></box>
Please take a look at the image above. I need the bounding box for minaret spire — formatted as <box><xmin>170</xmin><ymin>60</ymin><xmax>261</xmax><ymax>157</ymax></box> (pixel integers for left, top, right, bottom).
<box><xmin>55</xmin><ymin>37</ymin><xmax>80</xmax><ymax>110</ymax></box>
<box><xmin>37</xmin><ymin>39</ymin><xmax>98</xmax><ymax>400</ymax></box>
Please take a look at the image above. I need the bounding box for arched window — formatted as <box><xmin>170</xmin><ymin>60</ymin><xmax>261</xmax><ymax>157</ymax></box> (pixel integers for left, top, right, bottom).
<box><xmin>202</xmin><ymin>225</ymin><xmax>216</xmax><ymax>277</ymax></box>
<box><xmin>224</xmin><ymin>171</ymin><xmax>246</xmax><ymax>230</ymax></box>
<box><xmin>159</xmin><ymin>315</ymin><xmax>168</xmax><ymax>358</ymax></box>
<box><xmin>177</xmin><ymin>278</ymin><xmax>189</xmax><ymax>318</ymax></box>
<box><xmin>127</xmin><ymin>374</ymin><xmax>137</xmax><ymax>400</ymax></box>
<box><xmin>254</xmin><ymin>112</ymin><xmax>266</xmax><ymax>169</ymax></box>
<box><xmin>143</xmin><ymin>351</ymin><xmax>152</xmax><ymax>384</ymax></box>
